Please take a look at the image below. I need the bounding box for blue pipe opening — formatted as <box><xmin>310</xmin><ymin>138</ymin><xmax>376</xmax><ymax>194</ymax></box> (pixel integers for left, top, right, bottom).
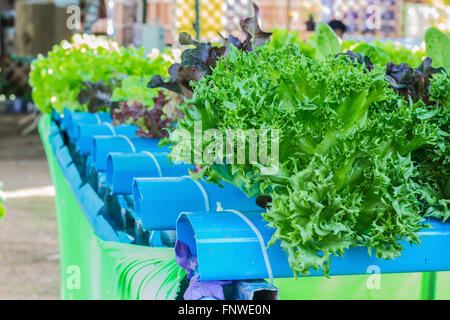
<box><xmin>91</xmin><ymin>136</ymin><xmax>167</xmax><ymax>172</ymax></box>
<box><xmin>106</xmin><ymin>152</ymin><xmax>192</xmax><ymax>195</ymax></box>
<box><xmin>176</xmin><ymin>210</ymin><xmax>292</xmax><ymax>281</ymax></box>
<box><xmin>66</xmin><ymin>112</ymin><xmax>112</xmax><ymax>139</ymax></box>
<box><xmin>132</xmin><ymin>176</ymin><xmax>261</xmax><ymax>231</ymax></box>
<box><xmin>177</xmin><ymin>214</ymin><xmax>197</xmax><ymax>256</ymax></box>
<box><xmin>177</xmin><ymin>210</ymin><xmax>450</xmax><ymax>280</ymax></box>
<box><xmin>77</xmin><ymin>123</ymin><xmax>138</xmax><ymax>155</ymax></box>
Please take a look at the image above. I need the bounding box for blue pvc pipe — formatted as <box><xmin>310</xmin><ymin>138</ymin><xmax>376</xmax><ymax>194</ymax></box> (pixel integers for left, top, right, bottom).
<box><xmin>117</xmin><ymin>231</ymin><xmax>135</xmax><ymax>244</ymax></box>
<box><xmin>149</xmin><ymin>230</ymin><xmax>177</xmax><ymax>247</ymax></box>
<box><xmin>176</xmin><ymin>210</ymin><xmax>290</xmax><ymax>281</ymax></box>
<box><xmin>177</xmin><ymin>210</ymin><xmax>450</xmax><ymax>280</ymax></box>
<box><xmin>65</xmin><ymin>111</ymin><xmax>112</xmax><ymax>139</ymax></box>
<box><xmin>76</xmin><ymin>123</ymin><xmax>138</xmax><ymax>155</ymax></box>
<box><xmin>106</xmin><ymin>152</ymin><xmax>193</xmax><ymax>194</ymax></box>
<box><xmin>132</xmin><ymin>176</ymin><xmax>260</xmax><ymax>230</ymax></box>
<box><xmin>93</xmin><ymin>215</ymin><xmax>120</xmax><ymax>242</ymax></box>
<box><xmin>91</xmin><ymin>136</ymin><xmax>169</xmax><ymax>171</ymax></box>
<box><xmin>97</xmin><ymin>171</ymin><xmax>110</xmax><ymax>200</ymax></box>
<box><xmin>50</xmin><ymin>124</ymin><xmax>134</xmax><ymax>245</ymax></box>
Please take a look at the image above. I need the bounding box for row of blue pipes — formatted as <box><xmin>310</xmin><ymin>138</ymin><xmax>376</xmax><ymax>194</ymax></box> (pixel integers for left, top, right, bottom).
<box><xmin>53</xmin><ymin>109</ymin><xmax>450</xmax><ymax>299</ymax></box>
<box><xmin>52</xmin><ymin>109</ymin><xmax>282</xmax><ymax>300</ymax></box>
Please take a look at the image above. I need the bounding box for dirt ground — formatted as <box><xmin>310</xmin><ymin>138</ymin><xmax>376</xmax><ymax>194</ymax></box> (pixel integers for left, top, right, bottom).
<box><xmin>0</xmin><ymin>114</ymin><xmax>60</xmax><ymax>299</ymax></box>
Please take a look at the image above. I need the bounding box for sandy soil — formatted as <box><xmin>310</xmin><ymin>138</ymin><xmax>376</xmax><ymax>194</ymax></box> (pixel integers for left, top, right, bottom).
<box><xmin>0</xmin><ymin>114</ymin><xmax>60</xmax><ymax>299</ymax></box>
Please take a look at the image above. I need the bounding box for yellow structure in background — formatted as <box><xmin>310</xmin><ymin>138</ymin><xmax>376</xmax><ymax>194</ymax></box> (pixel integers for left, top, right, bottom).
<box><xmin>175</xmin><ymin>0</ymin><xmax>196</xmax><ymax>37</ymax></box>
<box><xmin>200</xmin><ymin>0</ymin><xmax>224</xmax><ymax>40</ymax></box>
<box><xmin>176</xmin><ymin>0</ymin><xmax>224</xmax><ymax>41</ymax></box>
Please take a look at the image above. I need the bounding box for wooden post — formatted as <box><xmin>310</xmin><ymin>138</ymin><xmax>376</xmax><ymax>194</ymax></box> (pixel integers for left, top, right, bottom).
<box><xmin>194</xmin><ymin>0</ymin><xmax>200</xmax><ymax>41</ymax></box>
<box><xmin>15</xmin><ymin>1</ymin><xmax>74</xmax><ymax>57</ymax></box>
<box><xmin>15</xmin><ymin>0</ymin><xmax>55</xmax><ymax>57</ymax></box>
<box><xmin>54</xmin><ymin>5</ymin><xmax>74</xmax><ymax>45</ymax></box>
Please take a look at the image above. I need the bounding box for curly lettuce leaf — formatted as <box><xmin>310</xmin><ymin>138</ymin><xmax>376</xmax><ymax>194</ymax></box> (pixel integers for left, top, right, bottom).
<box><xmin>414</xmin><ymin>73</ymin><xmax>450</xmax><ymax>220</ymax></box>
<box><xmin>167</xmin><ymin>45</ymin><xmax>432</xmax><ymax>276</ymax></box>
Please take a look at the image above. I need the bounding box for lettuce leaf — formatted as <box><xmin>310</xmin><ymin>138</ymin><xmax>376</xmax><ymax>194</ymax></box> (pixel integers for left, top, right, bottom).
<box><xmin>414</xmin><ymin>72</ymin><xmax>450</xmax><ymax>221</ymax></box>
<box><xmin>314</xmin><ymin>22</ymin><xmax>342</xmax><ymax>60</ymax></box>
<box><xmin>425</xmin><ymin>27</ymin><xmax>450</xmax><ymax>72</ymax></box>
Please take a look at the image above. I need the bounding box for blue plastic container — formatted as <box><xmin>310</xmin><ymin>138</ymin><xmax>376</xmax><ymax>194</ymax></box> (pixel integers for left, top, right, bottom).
<box><xmin>76</xmin><ymin>123</ymin><xmax>138</xmax><ymax>155</ymax></box>
<box><xmin>132</xmin><ymin>176</ymin><xmax>260</xmax><ymax>230</ymax></box>
<box><xmin>106</xmin><ymin>152</ymin><xmax>193</xmax><ymax>194</ymax></box>
<box><xmin>177</xmin><ymin>209</ymin><xmax>450</xmax><ymax>281</ymax></box>
<box><xmin>65</xmin><ymin>111</ymin><xmax>112</xmax><ymax>139</ymax></box>
<box><xmin>91</xmin><ymin>136</ymin><xmax>169</xmax><ymax>172</ymax></box>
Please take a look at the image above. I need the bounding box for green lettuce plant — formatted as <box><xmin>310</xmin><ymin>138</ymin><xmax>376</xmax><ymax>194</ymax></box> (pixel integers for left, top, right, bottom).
<box><xmin>165</xmin><ymin>45</ymin><xmax>440</xmax><ymax>276</ymax></box>
<box><xmin>425</xmin><ymin>27</ymin><xmax>450</xmax><ymax>72</ymax></box>
<box><xmin>271</xmin><ymin>28</ymin><xmax>425</xmax><ymax>68</ymax></box>
<box><xmin>413</xmin><ymin>72</ymin><xmax>450</xmax><ymax>221</ymax></box>
<box><xmin>29</xmin><ymin>34</ymin><xmax>171</xmax><ymax>113</ymax></box>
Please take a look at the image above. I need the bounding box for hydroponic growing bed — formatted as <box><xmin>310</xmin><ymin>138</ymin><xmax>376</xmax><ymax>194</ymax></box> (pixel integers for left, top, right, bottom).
<box><xmin>31</xmin><ymin>5</ymin><xmax>450</xmax><ymax>300</ymax></box>
<box><xmin>39</xmin><ymin>111</ymin><xmax>450</xmax><ymax>300</ymax></box>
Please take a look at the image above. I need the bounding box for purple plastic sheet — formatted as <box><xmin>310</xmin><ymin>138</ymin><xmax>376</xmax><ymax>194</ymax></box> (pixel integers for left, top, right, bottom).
<box><xmin>175</xmin><ymin>240</ymin><xmax>232</xmax><ymax>300</ymax></box>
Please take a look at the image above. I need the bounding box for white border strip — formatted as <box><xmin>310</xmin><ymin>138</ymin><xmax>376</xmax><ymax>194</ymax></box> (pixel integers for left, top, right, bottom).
<box><xmin>118</xmin><ymin>135</ymin><xmax>136</xmax><ymax>153</ymax></box>
<box><xmin>141</xmin><ymin>151</ymin><xmax>163</xmax><ymax>177</ymax></box>
<box><xmin>188</xmin><ymin>177</ymin><xmax>210</xmax><ymax>211</ymax></box>
<box><xmin>103</xmin><ymin>123</ymin><xmax>116</xmax><ymax>136</ymax></box>
<box><xmin>224</xmin><ymin>209</ymin><xmax>274</xmax><ymax>284</ymax></box>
